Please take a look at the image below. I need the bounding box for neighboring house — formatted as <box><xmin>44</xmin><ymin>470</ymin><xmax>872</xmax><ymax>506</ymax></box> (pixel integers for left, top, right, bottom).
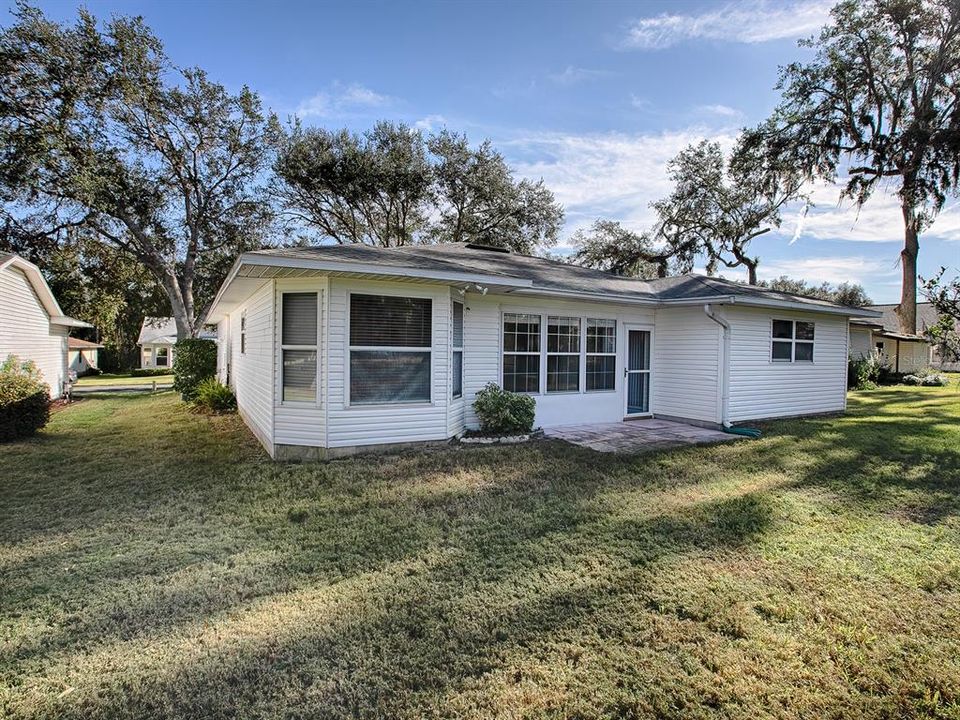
<box><xmin>67</xmin><ymin>337</ymin><xmax>103</xmax><ymax>375</ymax></box>
<box><xmin>0</xmin><ymin>252</ymin><xmax>92</xmax><ymax>398</ymax></box>
<box><xmin>207</xmin><ymin>242</ymin><xmax>879</xmax><ymax>460</ymax></box>
<box><xmin>850</xmin><ymin>302</ymin><xmax>956</xmax><ymax>373</ymax></box>
<box><xmin>137</xmin><ymin>317</ymin><xmax>216</xmax><ymax>370</ymax></box>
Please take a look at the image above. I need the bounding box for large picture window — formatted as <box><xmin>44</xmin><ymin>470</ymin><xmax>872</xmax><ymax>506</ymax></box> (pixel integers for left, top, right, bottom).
<box><xmin>281</xmin><ymin>293</ymin><xmax>318</xmax><ymax>402</ymax></box>
<box><xmin>350</xmin><ymin>294</ymin><xmax>432</xmax><ymax>404</ymax></box>
<box><xmin>502</xmin><ymin>313</ymin><xmax>540</xmax><ymax>392</ymax></box>
<box><xmin>586</xmin><ymin>318</ymin><xmax>616</xmax><ymax>391</ymax></box>
<box><xmin>547</xmin><ymin>316</ymin><xmax>580</xmax><ymax>392</ymax></box>
<box><xmin>452</xmin><ymin>301</ymin><xmax>464</xmax><ymax>399</ymax></box>
<box><xmin>772</xmin><ymin>319</ymin><xmax>815</xmax><ymax>363</ymax></box>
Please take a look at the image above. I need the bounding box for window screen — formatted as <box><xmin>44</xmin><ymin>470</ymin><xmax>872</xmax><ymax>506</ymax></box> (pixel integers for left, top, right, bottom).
<box><xmin>547</xmin><ymin>316</ymin><xmax>580</xmax><ymax>392</ymax></box>
<box><xmin>281</xmin><ymin>293</ymin><xmax>318</xmax><ymax>402</ymax></box>
<box><xmin>503</xmin><ymin>313</ymin><xmax>540</xmax><ymax>392</ymax></box>
<box><xmin>349</xmin><ymin>294</ymin><xmax>432</xmax><ymax>404</ymax></box>
<box><xmin>586</xmin><ymin>319</ymin><xmax>616</xmax><ymax>391</ymax></box>
<box><xmin>452</xmin><ymin>302</ymin><xmax>464</xmax><ymax>399</ymax></box>
<box><xmin>771</xmin><ymin>319</ymin><xmax>815</xmax><ymax>363</ymax></box>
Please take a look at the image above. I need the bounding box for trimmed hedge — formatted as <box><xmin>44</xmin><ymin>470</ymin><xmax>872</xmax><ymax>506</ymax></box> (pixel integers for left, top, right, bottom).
<box><xmin>472</xmin><ymin>383</ymin><xmax>536</xmax><ymax>435</ymax></box>
<box><xmin>173</xmin><ymin>339</ymin><xmax>217</xmax><ymax>401</ymax></box>
<box><xmin>0</xmin><ymin>355</ymin><xmax>50</xmax><ymax>442</ymax></box>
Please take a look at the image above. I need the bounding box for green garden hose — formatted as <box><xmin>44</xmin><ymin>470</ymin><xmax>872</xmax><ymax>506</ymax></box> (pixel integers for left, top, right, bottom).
<box><xmin>723</xmin><ymin>426</ymin><xmax>762</xmax><ymax>439</ymax></box>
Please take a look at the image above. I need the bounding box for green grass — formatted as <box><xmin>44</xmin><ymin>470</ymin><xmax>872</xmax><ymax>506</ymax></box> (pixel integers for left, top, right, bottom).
<box><xmin>1</xmin><ymin>384</ymin><xmax>959</xmax><ymax>719</ymax></box>
<box><xmin>74</xmin><ymin>373</ymin><xmax>173</xmax><ymax>387</ymax></box>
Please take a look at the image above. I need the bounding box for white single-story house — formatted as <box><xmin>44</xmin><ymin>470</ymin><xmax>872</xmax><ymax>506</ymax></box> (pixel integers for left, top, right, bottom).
<box><xmin>207</xmin><ymin>242</ymin><xmax>880</xmax><ymax>460</ymax></box>
<box><xmin>0</xmin><ymin>252</ymin><xmax>92</xmax><ymax>398</ymax></box>
<box><xmin>850</xmin><ymin>302</ymin><xmax>956</xmax><ymax>373</ymax></box>
<box><xmin>137</xmin><ymin>317</ymin><xmax>216</xmax><ymax>370</ymax></box>
<box><xmin>67</xmin><ymin>337</ymin><xmax>103</xmax><ymax>375</ymax></box>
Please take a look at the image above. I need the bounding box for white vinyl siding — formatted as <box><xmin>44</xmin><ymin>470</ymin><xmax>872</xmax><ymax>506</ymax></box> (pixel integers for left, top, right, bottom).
<box><xmin>651</xmin><ymin>306</ymin><xmax>723</xmax><ymax>425</ymax></box>
<box><xmin>229</xmin><ymin>281</ymin><xmax>274</xmax><ymax>452</ymax></box>
<box><xmin>848</xmin><ymin>326</ymin><xmax>875</xmax><ymax>360</ymax></box>
<box><xmin>0</xmin><ymin>266</ymin><xmax>68</xmax><ymax>399</ymax></box>
<box><xmin>726</xmin><ymin>306</ymin><xmax>848</xmax><ymax>422</ymax></box>
<box><xmin>274</xmin><ymin>278</ymin><xmax>328</xmax><ymax>450</ymax></box>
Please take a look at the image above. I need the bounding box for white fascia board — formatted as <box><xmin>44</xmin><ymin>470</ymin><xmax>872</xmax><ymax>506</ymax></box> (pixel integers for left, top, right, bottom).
<box><xmin>507</xmin><ymin>286</ymin><xmax>659</xmax><ymax>306</ymax></box>
<box><xmin>51</xmin><ymin>315</ymin><xmax>94</xmax><ymax>328</ymax></box>
<box><xmin>241</xmin><ymin>253</ymin><xmax>535</xmax><ymax>288</ymax></box>
<box><xmin>659</xmin><ymin>294</ymin><xmax>881</xmax><ymax>317</ymax></box>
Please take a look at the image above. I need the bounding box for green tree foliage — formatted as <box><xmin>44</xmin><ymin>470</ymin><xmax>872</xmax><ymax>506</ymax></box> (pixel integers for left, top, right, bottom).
<box><xmin>571</xmin><ymin>220</ymin><xmax>669</xmax><ymax>278</ymax></box>
<box><xmin>756</xmin><ymin>0</ymin><xmax>960</xmax><ymax>333</ymax></box>
<box><xmin>0</xmin><ymin>4</ymin><xmax>282</xmax><ymax>340</ymax></box>
<box><xmin>921</xmin><ymin>267</ymin><xmax>960</xmax><ymax>360</ymax></box>
<box><xmin>757</xmin><ymin>276</ymin><xmax>872</xmax><ymax>307</ymax></box>
<box><xmin>0</xmin><ymin>355</ymin><xmax>50</xmax><ymax>441</ymax></box>
<box><xmin>274</xmin><ymin>124</ymin><xmax>563</xmax><ymax>254</ymax></box>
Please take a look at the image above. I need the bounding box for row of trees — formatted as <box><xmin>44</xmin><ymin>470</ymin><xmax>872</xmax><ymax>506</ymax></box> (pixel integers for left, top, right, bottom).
<box><xmin>0</xmin><ymin>5</ymin><xmax>562</xmax><ymax>344</ymax></box>
<box><xmin>575</xmin><ymin>0</ymin><xmax>960</xmax><ymax>334</ymax></box>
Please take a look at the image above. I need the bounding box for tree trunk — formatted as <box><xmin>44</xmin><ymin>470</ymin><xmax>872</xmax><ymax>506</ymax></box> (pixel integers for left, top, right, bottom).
<box><xmin>896</xmin><ymin>199</ymin><xmax>920</xmax><ymax>335</ymax></box>
<box><xmin>746</xmin><ymin>261</ymin><xmax>758</xmax><ymax>286</ymax></box>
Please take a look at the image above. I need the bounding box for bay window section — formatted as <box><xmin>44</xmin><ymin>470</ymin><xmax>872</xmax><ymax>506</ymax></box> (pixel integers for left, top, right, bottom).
<box><xmin>452</xmin><ymin>301</ymin><xmax>463</xmax><ymax>399</ymax></box>
<box><xmin>281</xmin><ymin>292</ymin><xmax>318</xmax><ymax>402</ymax></box>
<box><xmin>771</xmin><ymin>319</ymin><xmax>815</xmax><ymax>363</ymax></box>
<box><xmin>502</xmin><ymin>313</ymin><xmax>540</xmax><ymax>392</ymax></box>
<box><xmin>350</xmin><ymin>294</ymin><xmax>432</xmax><ymax>404</ymax></box>
<box><xmin>586</xmin><ymin>319</ymin><xmax>616</xmax><ymax>391</ymax></box>
<box><xmin>546</xmin><ymin>316</ymin><xmax>580</xmax><ymax>392</ymax></box>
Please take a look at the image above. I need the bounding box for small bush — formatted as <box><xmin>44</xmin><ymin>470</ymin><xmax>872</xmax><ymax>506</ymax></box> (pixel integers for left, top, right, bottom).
<box><xmin>131</xmin><ymin>367</ymin><xmax>174</xmax><ymax>377</ymax></box>
<box><xmin>848</xmin><ymin>353</ymin><xmax>884</xmax><ymax>390</ymax></box>
<box><xmin>902</xmin><ymin>368</ymin><xmax>949</xmax><ymax>386</ymax></box>
<box><xmin>80</xmin><ymin>367</ymin><xmax>103</xmax><ymax>377</ymax></box>
<box><xmin>173</xmin><ymin>339</ymin><xmax>217</xmax><ymax>401</ymax></box>
<box><xmin>472</xmin><ymin>383</ymin><xmax>536</xmax><ymax>435</ymax></box>
<box><xmin>192</xmin><ymin>377</ymin><xmax>236</xmax><ymax>413</ymax></box>
<box><xmin>0</xmin><ymin>355</ymin><xmax>50</xmax><ymax>442</ymax></box>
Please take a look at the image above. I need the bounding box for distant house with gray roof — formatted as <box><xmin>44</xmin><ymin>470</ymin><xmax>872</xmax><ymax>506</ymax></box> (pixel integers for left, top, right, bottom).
<box><xmin>850</xmin><ymin>302</ymin><xmax>955</xmax><ymax>373</ymax></box>
<box><xmin>137</xmin><ymin>317</ymin><xmax>216</xmax><ymax>370</ymax></box>
<box><xmin>207</xmin><ymin>242</ymin><xmax>881</xmax><ymax>460</ymax></box>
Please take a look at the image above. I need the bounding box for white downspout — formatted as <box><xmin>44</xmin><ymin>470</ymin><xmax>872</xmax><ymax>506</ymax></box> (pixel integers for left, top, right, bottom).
<box><xmin>704</xmin><ymin>304</ymin><xmax>731</xmax><ymax>428</ymax></box>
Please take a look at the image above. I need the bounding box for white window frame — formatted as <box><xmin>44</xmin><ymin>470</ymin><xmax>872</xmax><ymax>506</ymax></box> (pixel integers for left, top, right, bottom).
<box><xmin>546</xmin><ymin>315</ymin><xmax>581</xmax><ymax>394</ymax></box>
<box><xmin>346</xmin><ymin>291</ymin><xmax>433</xmax><ymax>407</ymax></box>
<box><xmin>240</xmin><ymin>311</ymin><xmax>246</xmax><ymax>355</ymax></box>
<box><xmin>771</xmin><ymin>319</ymin><xmax>815</xmax><ymax>363</ymax></box>
<box><xmin>585</xmin><ymin>318</ymin><xmax>617</xmax><ymax>393</ymax></box>
<box><xmin>502</xmin><ymin>312</ymin><xmax>542</xmax><ymax>394</ymax></box>
<box><xmin>279</xmin><ymin>292</ymin><xmax>321</xmax><ymax>405</ymax></box>
<box><xmin>155</xmin><ymin>346</ymin><xmax>169</xmax><ymax>367</ymax></box>
<box><xmin>452</xmin><ymin>300</ymin><xmax>464</xmax><ymax>400</ymax></box>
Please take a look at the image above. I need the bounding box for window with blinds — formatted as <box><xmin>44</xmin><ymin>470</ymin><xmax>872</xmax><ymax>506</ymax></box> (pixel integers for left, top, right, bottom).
<box><xmin>452</xmin><ymin>301</ymin><xmax>463</xmax><ymax>399</ymax></box>
<box><xmin>349</xmin><ymin>294</ymin><xmax>432</xmax><ymax>404</ymax></box>
<box><xmin>281</xmin><ymin>293</ymin><xmax>318</xmax><ymax>402</ymax></box>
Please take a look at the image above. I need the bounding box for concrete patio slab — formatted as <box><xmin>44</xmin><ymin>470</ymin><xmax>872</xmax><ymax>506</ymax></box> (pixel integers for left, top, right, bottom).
<box><xmin>544</xmin><ymin>419</ymin><xmax>738</xmax><ymax>453</ymax></box>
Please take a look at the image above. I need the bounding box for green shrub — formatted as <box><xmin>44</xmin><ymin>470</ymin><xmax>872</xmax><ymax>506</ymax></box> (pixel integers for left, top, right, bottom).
<box><xmin>902</xmin><ymin>368</ymin><xmax>949</xmax><ymax>386</ymax></box>
<box><xmin>0</xmin><ymin>355</ymin><xmax>50</xmax><ymax>442</ymax></box>
<box><xmin>131</xmin><ymin>367</ymin><xmax>174</xmax><ymax>377</ymax></box>
<box><xmin>848</xmin><ymin>353</ymin><xmax>884</xmax><ymax>390</ymax></box>
<box><xmin>192</xmin><ymin>377</ymin><xmax>236</xmax><ymax>413</ymax></box>
<box><xmin>173</xmin><ymin>339</ymin><xmax>217</xmax><ymax>401</ymax></box>
<box><xmin>472</xmin><ymin>383</ymin><xmax>536</xmax><ymax>435</ymax></box>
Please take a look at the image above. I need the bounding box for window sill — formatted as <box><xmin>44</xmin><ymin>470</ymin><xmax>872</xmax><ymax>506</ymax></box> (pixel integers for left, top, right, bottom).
<box><xmin>345</xmin><ymin>401</ymin><xmax>435</xmax><ymax>410</ymax></box>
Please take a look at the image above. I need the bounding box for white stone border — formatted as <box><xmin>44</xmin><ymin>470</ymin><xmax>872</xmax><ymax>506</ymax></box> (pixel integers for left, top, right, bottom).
<box><xmin>459</xmin><ymin>433</ymin><xmax>532</xmax><ymax>445</ymax></box>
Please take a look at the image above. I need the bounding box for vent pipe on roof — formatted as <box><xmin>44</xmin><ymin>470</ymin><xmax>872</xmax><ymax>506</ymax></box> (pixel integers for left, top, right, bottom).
<box><xmin>465</xmin><ymin>243</ymin><xmax>510</xmax><ymax>253</ymax></box>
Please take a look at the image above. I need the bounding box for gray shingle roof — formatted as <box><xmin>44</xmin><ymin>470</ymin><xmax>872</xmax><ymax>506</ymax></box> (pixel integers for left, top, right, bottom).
<box><xmin>855</xmin><ymin>302</ymin><xmax>940</xmax><ymax>335</ymax></box>
<box><xmin>138</xmin><ymin>317</ymin><xmax>216</xmax><ymax>344</ymax></box>
<box><xmin>247</xmin><ymin>243</ymin><xmax>870</xmax><ymax>313</ymax></box>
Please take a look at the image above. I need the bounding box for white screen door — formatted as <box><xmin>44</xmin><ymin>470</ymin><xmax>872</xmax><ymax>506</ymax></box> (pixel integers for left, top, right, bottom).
<box><xmin>625</xmin><ymin>329</ymin><xmax>651</xmax><ymax>416</ymax></box>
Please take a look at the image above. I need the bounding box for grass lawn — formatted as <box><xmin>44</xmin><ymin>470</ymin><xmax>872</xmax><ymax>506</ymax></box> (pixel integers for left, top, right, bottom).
<box><xmin>74</xmin><ymin>372</ymin><xmax>173</xmax><ymax>387</ymax></box>
<box><xmin>2</xmin><ymin>383</ymin><xmax>959</xmax><ymax>719</ymax></box>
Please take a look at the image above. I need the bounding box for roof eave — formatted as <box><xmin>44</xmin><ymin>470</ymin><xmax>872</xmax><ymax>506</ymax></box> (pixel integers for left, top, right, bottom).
<box><xmin>51</xmin><ymin>315</ymin><xmax>93</xmax><ymax>328</ymax></box>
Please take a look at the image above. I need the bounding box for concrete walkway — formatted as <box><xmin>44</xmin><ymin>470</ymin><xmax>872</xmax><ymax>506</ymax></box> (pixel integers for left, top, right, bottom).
<box><xmin>544</xmin><ymin>418</ymin><xmax>737</xmax><ymax>453</ymax></box>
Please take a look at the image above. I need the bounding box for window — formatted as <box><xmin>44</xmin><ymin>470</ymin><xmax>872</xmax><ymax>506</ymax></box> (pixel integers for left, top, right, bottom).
<box><xmin>547</xmin><ymin>316</ymin><xmax>580</xmax><ymax>392</ymax></box>
<box><xmin>240</xmin><ymin>312</ymin><xmax>246</xmax><ymax>355</ymax></box>
<box><xmin>586</xmin><ymin>318</ymin><xmax>616</xmax><ymax>391</ymax></box>
<box><xmin>155</xmin><ymin>347</ymin><xmax>169</xmax><ymax>367</ymax></box>
<box><xmin>502</xmin><ymin>313</ymin><xmax>540</xmax><ymax>392</ymax></box>
<box><xmin>281</xmin><ymin>293</ymin><xmax>318</xmax><ymax>402</ymax></box>
<box><xmin>350</xmin><ymin>294</ymin><xmax>432</xmax><ymax>404</ymax></box>
<box><xmin>772</xmin><ymin>319</ymin><xmax>815</xmax><ymax>363</ymax></box>
<box><xmin>452</xmin><ymin>301</ymin><xmax>464</xmax><ymax>399</ymax></box>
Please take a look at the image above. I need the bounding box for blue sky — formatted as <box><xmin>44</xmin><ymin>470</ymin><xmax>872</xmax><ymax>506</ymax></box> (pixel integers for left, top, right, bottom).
<box><xmin>11</xmin><ymin>0</ymin><xmax>960</xmax><ymax>302</ymax></box>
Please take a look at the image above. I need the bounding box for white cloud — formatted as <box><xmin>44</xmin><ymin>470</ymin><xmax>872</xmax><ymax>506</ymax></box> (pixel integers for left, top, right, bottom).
<box><xmin>295</xmin><ymin>82</ymin><xmax>390</xmax><ymax>119</ymax></box>
<box><xmin>414</xmin><ymin>114</ymin><xmax>447</xmax><ymax>131</ymax></box>
<box><xmin>757</xmin><ymin>256</ymin><xmax>900</xmax><ymax>286</ymax></box>
<box><xmin>622</xmin><ymin>0</ymin><xmax>832</xmax><ymax>50</ymax></box>
<box><xmin>696</xmin><ymin>103</ymin><xmax>742</xmax><ymax>118</ymax></box>
<box><xmin>548</xmin><ymin>66</ymin><xmax>612</xmax><ymax>86</ymax></box>
<box><xmin>787</xmin><ymin>181</ymin><xmax>960</xmax><ymax>244</ymax></box>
